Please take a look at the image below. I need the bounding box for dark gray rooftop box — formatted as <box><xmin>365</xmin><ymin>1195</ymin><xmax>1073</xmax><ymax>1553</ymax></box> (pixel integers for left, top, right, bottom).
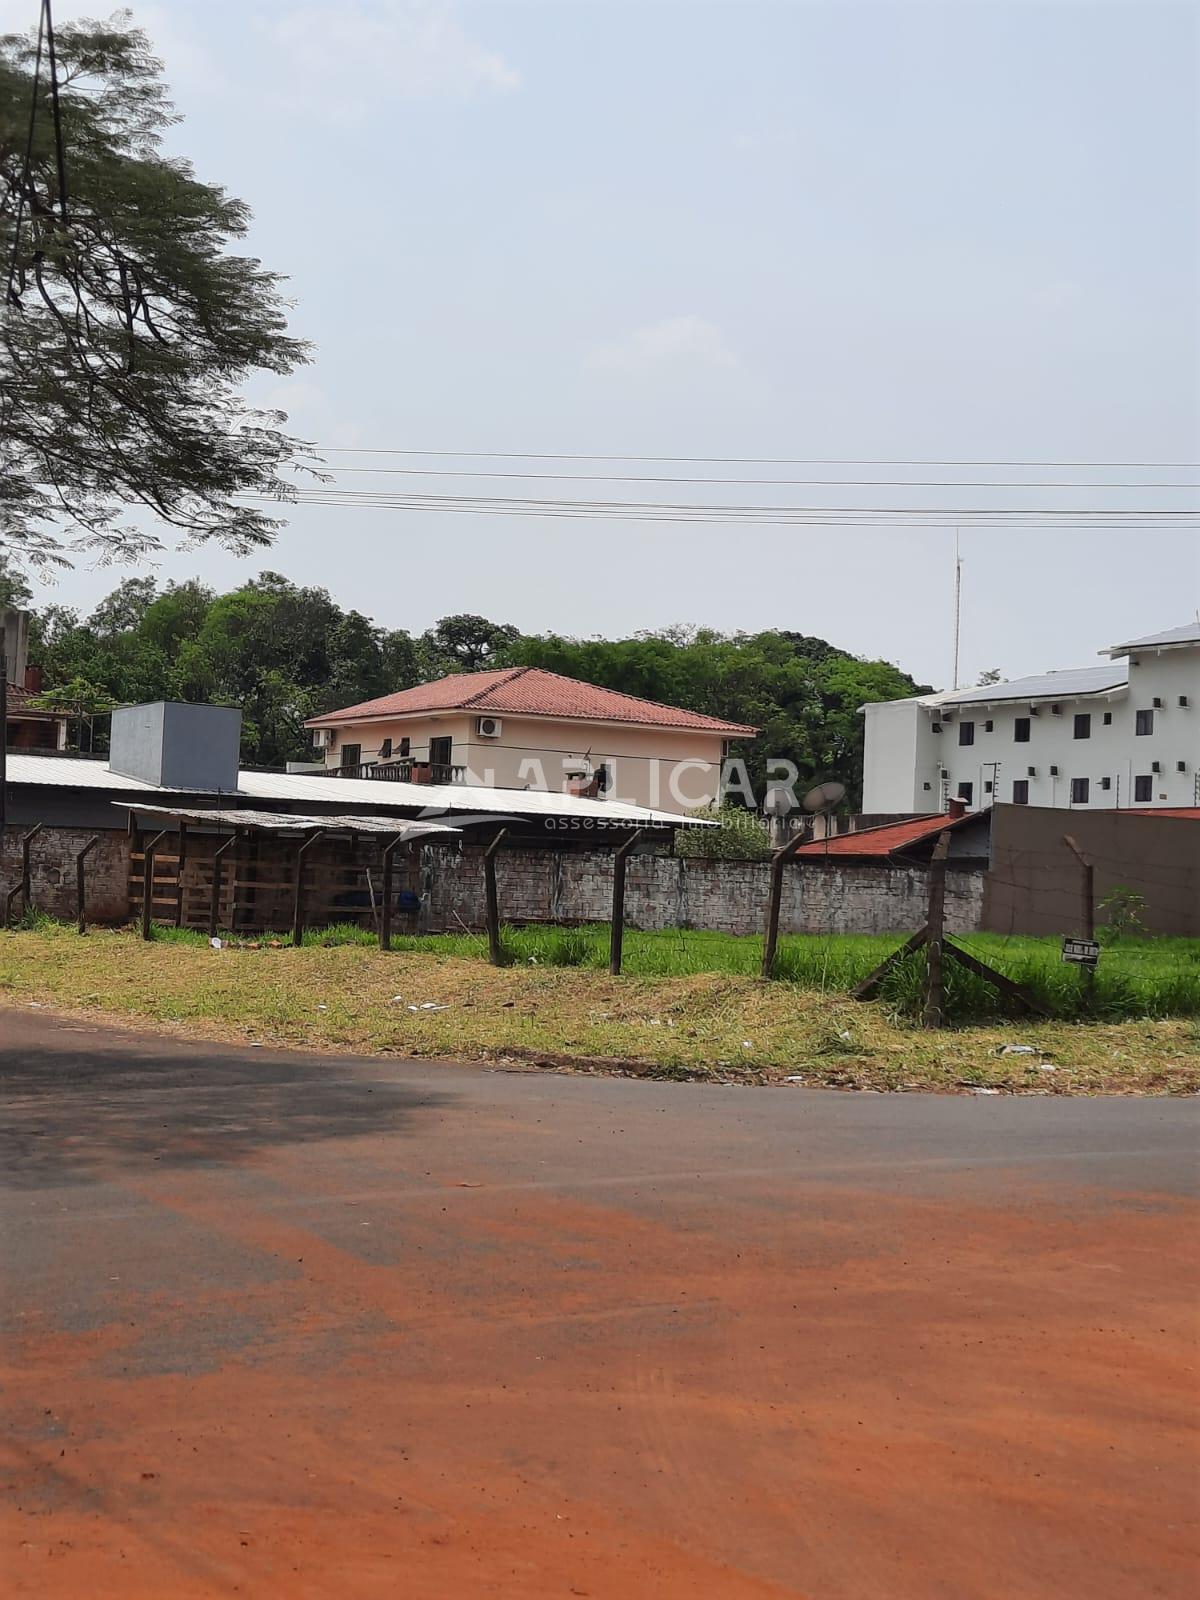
<box><xmin>109</xmin><ymin>702</ymin><xmax>241</xmax><ymax>793</ymax></box>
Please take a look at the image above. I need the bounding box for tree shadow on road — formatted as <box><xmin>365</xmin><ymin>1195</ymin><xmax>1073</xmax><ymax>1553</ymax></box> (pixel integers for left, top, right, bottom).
<box><xmin>0</xmin><ymin>1023</ymin><xmax>450</xmax><ymax>1189</ymax></box>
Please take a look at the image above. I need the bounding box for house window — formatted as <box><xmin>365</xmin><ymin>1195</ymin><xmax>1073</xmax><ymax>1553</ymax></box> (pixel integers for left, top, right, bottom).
<box><xmin>379</xmin><ymin>738</ymin><xmax>392</xmax><ymax>760</ymax></box>
<box><xmin>1134</xmin><ymin>774</ymin><xmax>1153</xmax><ymax>802</ymax></box>
<box><xmin>1102</xmin><ymin>711</ymin><xmax>1112</xmax><ymax>725</ymax></box>
<box><xmin>595</xmin><ymin>763</ymin><xmax>611</xmax><ymax>792</ymax></box>
<box><xmin>399</xmin><ymin>736</ymin><xmax>411</xmax><ymax>757</ymax></box>
<box><xmin>1012</xmin><ymin>780</ymin><xmax>1029</xmax><ymax>805</ymax></box>
<box><xmin>958</xmin><ymin>720</ymin><xmax>975</xmax><ymax>747</ymax></box>
<box><xmin>1070</xmin><ymin>777</ymin><xmax>1089</xmax><ymax>805</ymax></box>
<box><xmin>1073</xmin><ymin>713</ymin><xmax>1091</xmax><ymax>740</ymax></box>
<box><xmin>1135</xmin><ymin>709</ymin><xmax>1154</xmax><ymax>736</ymax></box>
<box><xmin>984</xmin><ymin>719</ymin><xmax>994</xmax><ymax>733</ymax></box>
<box><xmin>957</xmin><ymin>781</ymin><xmax>973</xmax><ymax>804</ymax></box>
<box><xmin>1014</xmin><ymin>717</ymin><xmax>1030</xmax><ymax>742</ymax></box>
<box><xmin>341</xmin><ymin>743</ymin><xmax>361</xmax><ymax>770</ymax></box>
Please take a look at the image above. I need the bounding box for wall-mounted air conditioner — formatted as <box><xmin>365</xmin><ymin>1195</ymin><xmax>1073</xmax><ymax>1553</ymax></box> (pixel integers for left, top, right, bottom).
<box><xmin>1151</xmin><ymin>761</ymin><xmax>1162</xmax><ymax>774</ymax></box>
<box><xmin>1049</xmin><ymin>764</ymin><xmax>1059</xmax><ymax>776</ymax></box>
<box><xmin>1153</xmin><ymin>697</ymin><xmax>1163</xmax><ymax>709</ymax></box>
<box><xmin>1177</xmin><ymin>761</ymin><xmax>1187</xmax><ymax>773</ymax></box>
<box><xmin>476</xmin><ymin>716</ymin><xmax>503</xmax><ymax>738</ymax></box>
<box><xmin>1027</xmin><ymin>766</ymin><xmax>1037</xmax><ymax>777</ymax></box>
<box><xmin>1101</xmin><ymin>776</ymin><xmax>1112</xmax><ymax>791</ymax></box>
<box><xmin>1050</xmin><ymin>704</ymin><xmax>1062</xmax><ymax>716</ymax></box>
<box><xmin>931</xmin><ymin>721</ymin><xmax>942</xmax><ymax>734</ymax></box>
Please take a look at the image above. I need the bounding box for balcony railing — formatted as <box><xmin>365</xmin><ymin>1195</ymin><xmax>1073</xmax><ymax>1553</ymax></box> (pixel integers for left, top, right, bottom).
<box><xmin>332</xmin><ymin>760</ymin><xmax>466</xmax><ymax>785</ymax></box>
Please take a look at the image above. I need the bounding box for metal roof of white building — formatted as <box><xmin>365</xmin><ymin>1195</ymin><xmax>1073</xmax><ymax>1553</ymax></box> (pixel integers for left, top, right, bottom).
<box><xmin>861</xmin><ymin>664</ymin><xmax>1130</xmax><ymax>713</ymax></box>
<box><xmin>4</xmin><ymin>753</ymin><xmax>691</xmax><ymax>826</ymax></box>
<box><xmin>1106</xmin><ymin>622</ymin><xmax>1200</xmax><ymax>655</ymax></box>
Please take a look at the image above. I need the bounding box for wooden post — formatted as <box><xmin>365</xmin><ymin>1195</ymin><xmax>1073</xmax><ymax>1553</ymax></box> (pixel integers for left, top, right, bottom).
<box><xmin>174</xmin><ymin>818</ymin><xmax>188</xmax><ymax>927</ymax></box>
<box><xmin>609</xmin><ymin>828</ymin><xmax>647</xmax><ymax>975</ymax></box>
<box><xmin>141</xmin><ymin>829</ymin><xmax>168</xmax><ymax>941</ymax></box>
<box><xmin>75</xmin><ymin>834</ymin><xmax>100</xmax><ymax>934</ymax></box>
<box><xmin>380</xmin><ymin>833</ymin><xmax>404</xmax><ymax>952</ymax></box>
<box><xmin>922</xmin><ymin>830</ymin><xmax>952</xmax><ymax>1028</ymax></box>
<box><xmin>1063</xmin><ymin>834</ymin><xmax>1096</xmax><ymax>1005</ymax></box>
<box><xmin>483</xmin><ymin>828</ymin><xmax>509</xmax><ymax>966</ymax></box>
<box><xmin>761</xmin><ymin>831</ymin><xmax>804</xmax><ymax>979</ymax></box>
<box><xmin>209</xmin><ymin>833</ymin><xmax>237</xmax><ymax>939</ymax></box>
<box><xmin>20</xmin><ymin>822</ymin><xmax>43</xmax><ymax>914</ymax></box>
<box><xmin>292</xmin><ymin>829</ymin><xmax>325</xmax><ymax>947</ymax></box>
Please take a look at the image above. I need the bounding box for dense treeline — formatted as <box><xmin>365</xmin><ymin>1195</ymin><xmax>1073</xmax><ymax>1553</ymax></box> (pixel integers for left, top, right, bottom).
<box><xmin>3</xmin><ymin>567</ymin><xmax>926</xmax><ymax>804</ymax></box>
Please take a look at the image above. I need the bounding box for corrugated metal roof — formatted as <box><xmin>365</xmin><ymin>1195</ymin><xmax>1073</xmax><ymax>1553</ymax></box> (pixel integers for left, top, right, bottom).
<box><xmin>1107</xmin><ymin>622</ymin><xmax>1200</xmax><ymax>655</ymax></box>
<box><xmin>794</xmin><ymin>810</ymin><xmax>986</xmax><ymax>859</ymax></box>
<box><xmin>5</xmin><ymin>753</ymin><xmax>692</xmax><ymax>826</ymax></box>
<box><xmin>114</xmin><ymin>804</ymin><xmax>463</xmax><ymax>838</ymax></box>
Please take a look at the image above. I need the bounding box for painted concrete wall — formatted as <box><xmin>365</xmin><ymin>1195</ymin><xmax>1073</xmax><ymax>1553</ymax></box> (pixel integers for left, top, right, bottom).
<box><xmin>864</xmin><ymin>644</ymin><xmax>1199</xmax><ymax>813</ymax></box>
<box><xmin>319</xmin><ymin>712</ymin><xmax>729</xmax><ymax>813</ymax></box>
<box><xmin>983</xmin><ymin>805</ymin><xmax>1200</xmax><ymax>936</ymax></box>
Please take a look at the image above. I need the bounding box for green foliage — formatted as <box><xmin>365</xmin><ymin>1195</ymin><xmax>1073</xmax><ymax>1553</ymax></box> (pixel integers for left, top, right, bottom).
<box><xmin>675</xmin><ymin>805</ymin><xmax>774</xmax><ymax>860</ymax></box>
<box><xmin>24</xmin><ymin>580</ymin><xmax>923</xmax><ymax>794</ymax></box>
<box><xmin>1097</xmin><ymin>886</ymin><xmax>1148</xmax><ymax>942</ymax></box>
<box><xmin>0</xmin><ymin>15</ymin><xmax>308</xmax><ymax>571</ymax></box>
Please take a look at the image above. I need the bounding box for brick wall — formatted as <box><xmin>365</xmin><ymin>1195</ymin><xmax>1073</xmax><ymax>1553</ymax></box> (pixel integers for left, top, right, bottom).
<box><xmin>1</xmin><ymin>825</ymin><xmax>131</xmax><ymax>923</ymax></box>
<box><xmin>424</xmin><ymin>846</ymin><xmax>984</xmax><ymax>937</ymax></box>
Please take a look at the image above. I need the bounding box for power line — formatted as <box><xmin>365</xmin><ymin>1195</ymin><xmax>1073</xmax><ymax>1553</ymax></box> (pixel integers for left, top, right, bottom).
<box><xmin>311</xmin><ymin>445</ymin><xmax>1200</xmax><ymax>470</ymax></box>
<box><xmin>304</xmin><ymin>465</ymin><xmax>1200</xmax><ymax>490</ymax></box>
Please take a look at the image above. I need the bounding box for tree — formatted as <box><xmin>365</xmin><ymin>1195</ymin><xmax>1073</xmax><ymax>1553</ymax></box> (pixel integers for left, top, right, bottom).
<box><xmin>421</xmin><ymin>614</ymin><xmax>520</xmax><ymax>674</ymax></box>
<box><xmin>0</xmin><ymin>15</ymin><xmax>309</xmax><ymax>573</ymax></box>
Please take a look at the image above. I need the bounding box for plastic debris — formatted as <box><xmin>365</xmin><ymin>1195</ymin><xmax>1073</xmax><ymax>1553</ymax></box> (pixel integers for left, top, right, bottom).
<box><xmin>316</xmin><ymin>1004</ymin><xmax>328</xmax><ymax>1012</ymax></box>
<box><xmin>742</xmin><ymin>1040</ymin><xmax>753</xmax><ymax>1049</ymax></box>
<box><xmin>997</xmin><ymin>1044</ymin><xmax>1036</xmax><ymax>1055</ymax></box>
<box><xmin>970</xmin><ymin>1086</ymin><xmax>1001</xmax><ymax>1095</ymax></box>
<box><xmin>785</xmin><ymin>1074</ymin><xmax>805</xmax><ymax>1083</ymax></box>
<box><xmin>407</xmin><ymin>1001</ymin><xmax>449</xmax><ymax>1012</ymax></box>
<box><xmin>209</xmin><ymin>937</ymin><xmax>223</xmax><ymax>950</ymax></box>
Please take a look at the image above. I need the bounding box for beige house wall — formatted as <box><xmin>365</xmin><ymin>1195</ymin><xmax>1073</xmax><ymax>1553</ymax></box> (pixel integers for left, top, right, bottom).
<box><xmin>317</xmin><ymin>711</ymin><xmax>729</xmax><ymax>813</ymax></box>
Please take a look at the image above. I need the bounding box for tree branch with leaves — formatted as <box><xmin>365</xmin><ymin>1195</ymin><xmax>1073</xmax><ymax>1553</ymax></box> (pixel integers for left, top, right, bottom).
<box><xmin>0</xmin><ymin>12</ymin><xmax>312</xmax><ymax>572</ymax></box>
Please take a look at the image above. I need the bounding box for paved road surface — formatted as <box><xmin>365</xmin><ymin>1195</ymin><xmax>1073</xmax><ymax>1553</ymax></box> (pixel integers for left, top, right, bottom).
<box><xmin>2</xmin><ymin>1011</ymin><xmax>1197</xmax><ymax>1598</ymax></box>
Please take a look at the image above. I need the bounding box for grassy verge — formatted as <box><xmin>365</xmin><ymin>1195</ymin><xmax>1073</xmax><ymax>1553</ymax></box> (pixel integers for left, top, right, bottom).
<box><xmin>1</xmin><ymin>923</ymin><xmax>1197</xmax><ymax>1094</ymax></box>
<box><xmin>150</xmin><ymin>919</ymin><xmax>1200</xmax><ymax>1022</ymax></box>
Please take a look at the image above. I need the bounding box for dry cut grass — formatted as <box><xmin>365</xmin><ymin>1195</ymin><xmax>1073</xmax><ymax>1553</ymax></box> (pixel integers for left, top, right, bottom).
<box><xmin>1</xmin><ymin>924</ymin><xmax>1196</xmax><ymax>1094</ymax></box>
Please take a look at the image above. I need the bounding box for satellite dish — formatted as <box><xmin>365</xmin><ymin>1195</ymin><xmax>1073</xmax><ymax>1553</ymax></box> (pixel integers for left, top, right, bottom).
<box><xmin>801</xmin><ymin>780</ymin><xmax>846</xmax><ymax>814</ymax></box>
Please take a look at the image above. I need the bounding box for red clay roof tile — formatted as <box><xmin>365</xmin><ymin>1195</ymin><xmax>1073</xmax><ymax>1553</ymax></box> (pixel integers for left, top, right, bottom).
<box><xmin>306</xmin><ymin>666</ymin><xmax>757</xmax><ymax>736</ymax></box>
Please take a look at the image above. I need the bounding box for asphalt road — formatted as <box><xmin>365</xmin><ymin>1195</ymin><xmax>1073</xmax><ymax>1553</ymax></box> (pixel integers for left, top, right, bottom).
<box><xmin>2</xmin><ymin>1010</ymin><xmax>1197</xmax><ymax>1599</ymax></box>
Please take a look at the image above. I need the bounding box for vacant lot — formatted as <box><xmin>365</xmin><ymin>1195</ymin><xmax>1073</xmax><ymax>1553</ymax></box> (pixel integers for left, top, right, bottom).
<box><xmin>1</xmin><ymin>923</ymin><xmax>1196</xmax><ymax>1093</ymax></box>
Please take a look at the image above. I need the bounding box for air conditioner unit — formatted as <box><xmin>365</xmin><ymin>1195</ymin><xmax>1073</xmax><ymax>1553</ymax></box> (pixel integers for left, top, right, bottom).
<box><xmin>931</xmin><ymin>721</ymin><xmax>943</xmax><ymax>734</ymax></box>
<box><xmin>1100</xmin><ymin>776</ymin><xmax>1112</xmax><ymax>791</ymax></box>
<box><xmin>1153</xmin><ymin>697</ymin><xmax>1163</xmax><ymax>709</ymax></box>
<box><xmin>1180</xmin><ymin>696</ymin><xmax>1190</xmax><ymax>708</ymax></box>
<box><xmin>475</xmin><ymin>716</ymin><xmax>503</xmax><ymax>738</ymax></box>
<box><xmin>1049</xmin><ymin>764</ymin><xmax>1059</xmax><ymax>776</ymax></box>
<box><xmin>1050</xmin><ymin>704</ymin><xmax>1062</xmax><ymax>716</ymax></box>
<box><xmin>1177</xmin><ymin>761</ymin><xmax>1187</xmax><ymax>773</ymax></box>
<box><xmin>311</xmin><ymin>729</ymin><xmax>329</xmax><ymax>749</ymax></box>
<box><xmin>1027</xmin><ymin>766</ymin><xmax>1037</xmax><ymax>777</ymax></box>
<box><xmin>1151</xmin><ymin>761</ymin><xmax>1162</xmax><ymax>774</ymax></box>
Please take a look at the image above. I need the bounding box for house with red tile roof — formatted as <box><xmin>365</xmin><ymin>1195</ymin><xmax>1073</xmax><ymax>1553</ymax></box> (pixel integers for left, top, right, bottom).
<box><xmin>304</xmin><ymin>666</ymin><xmax>757</xmax><ymax>814</ymax></box>
<box><xmin>793</xmin><ymin>801</ymin><xmax>991</xmax><ymax>862</ymax></box>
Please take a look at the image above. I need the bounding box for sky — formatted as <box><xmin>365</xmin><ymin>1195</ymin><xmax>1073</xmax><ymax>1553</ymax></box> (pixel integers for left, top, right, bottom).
<box><xmin>5</xmin><ymin>0</ymin><xmax>1198</xmax><ymax>688</ymax></box>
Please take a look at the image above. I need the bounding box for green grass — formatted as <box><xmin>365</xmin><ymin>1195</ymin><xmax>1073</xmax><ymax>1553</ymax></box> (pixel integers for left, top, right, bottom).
<box><xmin>134</xmin><ymin>920</ymin><xmax>1200</xmax><ymax>1023</ymax></box>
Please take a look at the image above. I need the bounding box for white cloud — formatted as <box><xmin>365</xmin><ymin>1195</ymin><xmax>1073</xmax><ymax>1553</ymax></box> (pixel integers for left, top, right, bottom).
<box><xmin>260</xmin><ymin>0</ymin><xmax>520</xmax><ymax>118</ymax></box>
<box><xmin>585</xmin><ymin>316</ymin><xmax>739</xmax><ymax>376</ymax></box>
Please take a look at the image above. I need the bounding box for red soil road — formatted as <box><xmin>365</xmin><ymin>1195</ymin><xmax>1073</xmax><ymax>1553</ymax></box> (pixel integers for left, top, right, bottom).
<box><xmin>1</xmin><ymin>1014</ymin><xmax>1197</xmax><ymax>1599</ymax></box>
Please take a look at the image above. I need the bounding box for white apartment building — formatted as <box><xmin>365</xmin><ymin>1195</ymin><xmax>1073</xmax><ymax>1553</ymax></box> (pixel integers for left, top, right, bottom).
<box><xmin>861</xmin><ymin>623</ymin><xmax>1200</xmax><ymax>813</ymax></box>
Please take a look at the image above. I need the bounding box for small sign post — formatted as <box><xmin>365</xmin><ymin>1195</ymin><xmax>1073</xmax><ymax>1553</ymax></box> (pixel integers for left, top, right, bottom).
<box><xmin>1061</xmin><ymin>937</ymin><xmax>1100</xmax><ymax>969</ymax></box>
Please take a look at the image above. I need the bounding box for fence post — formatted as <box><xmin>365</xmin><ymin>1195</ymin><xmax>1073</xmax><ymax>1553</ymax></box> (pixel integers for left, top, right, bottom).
<box><xmin>922</xmin><ymin>830</ymin><xmax>952</xmax><ymax>1028</ymax></box>
<box><xmin>20</xmin><ymin>821</ymin><xmax>43</xmax><ymax>915</ymax></box>
<box><xmin>174</xmin><ymin>818</ymin><xmax>188</xmax><ymax>927</ymax></box>
<box><xmin>141</xmin><ymin>829</ymin><xmax>169</xmax><ymax>941</ymax></box>
<box><xmin>75</xmin><ymin>834</ymin><xmax>100</xmax><ymax>934</ymax></box>
<box><xmin>209</xmin><ymin>832</ymin><xmax>237</xmax><ymax>939</ymax></box>
<box><xmin>609</xmin><ymin>828</ymin><xmax>647</xmax><ymax>975</ymax></box>
<box><xmin>484</xmin><ymin>828</ymin><xmax>509</xmax><ymax>966</ymax></box>
<box><xmin>292</xmin><ymin>829</ymin><xmax>325</xmax><ymax>947</ymax></box>
<box><xmin>1062</xmin><ymin>833</ymin><xmax>1096</xmax><ymax>1005</ymax></box>
<box><xmin>761</xmin><ymin>832</ymin><xmax>804</xmax><ymax>979</ymax></box>
<box><xmin>380</xmin><ymin>832</ymin><xmax>404</xmax><ymax>952</ymax></box>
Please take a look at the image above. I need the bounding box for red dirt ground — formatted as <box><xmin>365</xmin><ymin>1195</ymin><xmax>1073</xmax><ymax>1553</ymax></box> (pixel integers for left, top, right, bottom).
<box><xmin>2</xmin><ymin>1020</ymin><xmax>1197</xmax><ymax>1597</ymax></box>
